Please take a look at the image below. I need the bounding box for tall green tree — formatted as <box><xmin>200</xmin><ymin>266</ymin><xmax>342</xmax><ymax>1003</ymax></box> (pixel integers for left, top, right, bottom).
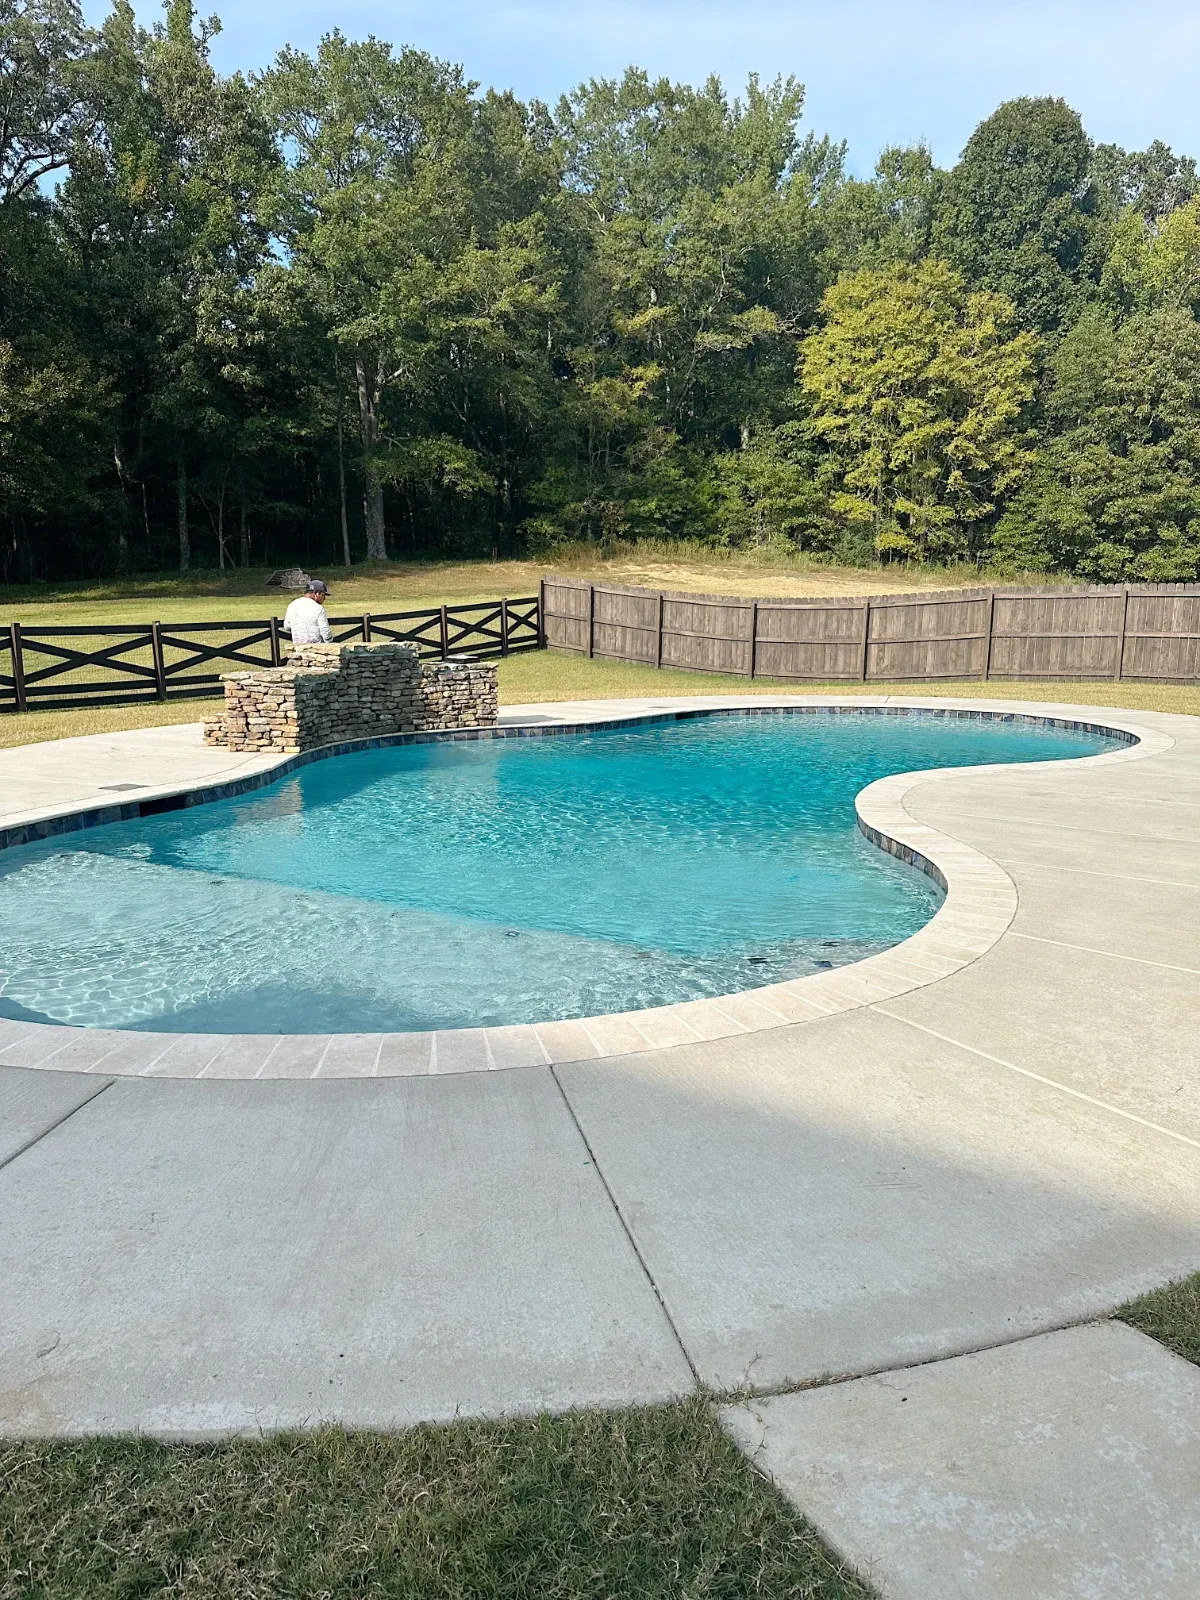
<box><xmin>55</xmin><ymin>0</ymin><xmax>279</xmax><ymax>570</ymax></box>
<box><xmin>800</xmin><ymin>258</ymin><xmax>1037</xmax><ymax>561</ymax></box>
<box><xmin>1102</xmin><ymin>197</ymin><xmax>1200</xmax><ymax>316</ymax></box>
<box><xmin>1091</xmin><ymin>139</ymin><xmax>1198</xmax><ymax>224</ymax></box>
<box><xmin>538</xmin><ymin>68</ymin><xmax>825</xmax><ymax>541</ymax></box>
<box><xmin>934</xmin><ymin>98</ymin><xmax>1104</xmax><ymax>334</ymax></box>
<box><xmin>3</xmin><ymin>10</ymin><xmax>1200</xmax><ymax>586</ymax></box>
<box><xmin>995</xmin><ymin>305</ymin><xmax>1200</xmax><ymax>579</ymax></box>
<box><xmin>263</xmin><ymin>34</ymin><xmax>482</xmax><ymax>559</ymax></box>
<box><xmin>0</xmin><ymin>0</ymin><xmax>113</xmax><ymax>579</ymax></box>
<box><xmin>818</xmin><ymin>144</ymin><xmax>939</xmax><ymax>276</ymax></box>
<box><xmin>0</xmin><ymin>0</ymin><xmax>93</xmax><ymax>200</ymax></box>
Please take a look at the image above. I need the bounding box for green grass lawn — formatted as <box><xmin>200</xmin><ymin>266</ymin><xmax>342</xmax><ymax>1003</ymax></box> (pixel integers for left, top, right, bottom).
<box><xmin>0</xmin><ymin>548</ymin><xmax>1059</xmax><ymax>628</ymax></box>
<box><xmin>1</xmin><ymin>648</ymin><xmax>1197</xmax><ymax>751</ymax></box>
<box><xmin>0</xmin><ymin>1398</ymin><xmax>870</xmax><ymax>1600</ymax></box>
<box><xmin>1118</xmin><ymin>1273</ymin><xmax>1200</xmax><ymax>1366</ymax></box>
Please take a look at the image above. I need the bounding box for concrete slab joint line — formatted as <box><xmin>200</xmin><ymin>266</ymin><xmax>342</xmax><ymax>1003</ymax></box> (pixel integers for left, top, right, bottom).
<box><xmin>549</xmin><ymin>1064</ymin><xmax>701</xmax><ymax>1388</ymax></box>
<box><xmin>873</xmin><ymin>1007</ymin><xmax>1200</xmax><ymax>1156</ymax></box>
<box><xmin>0</xmin><ymin>694</ymin><xmax>1174</xmax><ymax>1080</ymax></box>
<box><xmin>721</xmin><ymin>1323</ymin><xmax>1200</xmax><ymax>1600</ymax></box>
<box><xmin>0</xmin><ymin>1069</ymin><xmax>114</xmax><ymax>1172</ymax></box>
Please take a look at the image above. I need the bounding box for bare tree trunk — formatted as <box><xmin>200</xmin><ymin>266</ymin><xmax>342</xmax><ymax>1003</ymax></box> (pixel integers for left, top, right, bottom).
<box><xmin>354</xmin><ymin>351</ymin><xmax>387</xmax><ymax>561</ymax></box>
<box><xmin>216</xmin><ymin>483</ymin><xmax>226</xmax><ymax>570</ymax></box>
<box><xmin>112</xmin><ymin>449</ymin><xmax>130</xmax><ymax>563</ymax></box>
<box><xmin>335</xmin><ymin>350</ymin><xmax>352</xmax><ymax>566</ymax></box>
<box><xmin>239</xmin><ymin>498</ymin><xmax>249</xmax><ymax>568</ymax></box>
<box><xmin>337</xmin><ymin>411</ymin><xmax>351</xmax><ymax>567</ymax></box>
<box><xmin>177</xmin><ymin>458</ymin><xmax>190</xmax><ymax>573</ymax></box>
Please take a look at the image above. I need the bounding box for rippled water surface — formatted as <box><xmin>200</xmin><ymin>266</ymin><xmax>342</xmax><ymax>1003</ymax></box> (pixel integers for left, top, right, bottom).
<box><xmin>0</xmin><ymin>711</ymin><xmax>1118</xmax><ymax>1032</ymax></box>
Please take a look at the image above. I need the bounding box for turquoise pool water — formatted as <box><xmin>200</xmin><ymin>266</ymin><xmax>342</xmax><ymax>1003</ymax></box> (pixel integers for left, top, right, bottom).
<box><xmin>0</xmin><ymin>711</ymin><xmax>1119</xmax><ymax>1034</ymax></box>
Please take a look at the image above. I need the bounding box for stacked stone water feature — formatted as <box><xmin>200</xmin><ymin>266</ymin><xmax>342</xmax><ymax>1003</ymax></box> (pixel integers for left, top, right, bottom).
<box><xmin>203</xmin><ymin>641</ymin><xmax>498</xmax><ymax>754</ymax></box>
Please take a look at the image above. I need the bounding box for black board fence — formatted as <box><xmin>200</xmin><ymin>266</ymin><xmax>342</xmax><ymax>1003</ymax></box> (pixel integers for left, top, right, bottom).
<box><xmin>0</xmin><ymin>596</ymin><xmax>543</xmax><ymax>712</ymax></box>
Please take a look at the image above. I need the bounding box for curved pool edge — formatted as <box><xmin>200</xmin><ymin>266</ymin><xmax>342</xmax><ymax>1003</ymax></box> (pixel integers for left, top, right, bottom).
<box><xmin>0</xmin><ymin>697</ymin><xmax>1174</xmax><ymax>1080</ymax></box>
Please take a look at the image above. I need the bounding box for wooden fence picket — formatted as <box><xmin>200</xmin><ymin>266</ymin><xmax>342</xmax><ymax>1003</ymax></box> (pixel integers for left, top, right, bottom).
<box><xmin>539</xmin><ymin>576</ymin><xmax>1200</xmax><ymax>688</ymax></box>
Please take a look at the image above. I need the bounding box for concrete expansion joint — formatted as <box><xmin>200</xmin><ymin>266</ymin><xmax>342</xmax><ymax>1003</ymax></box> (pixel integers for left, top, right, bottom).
<box><xmin>1008</xmin><ymin>929</ymin><xmax>1200</xmax><ymax>976</ymax></box>
<box><xmin>549</xmin><ymin>1063</ymin><xmax>702</xmax><ymax>1390</ymax></box>
<box><xmin>874</xmin><ymin>1006</ymin><xmax>1200</xmax><ymax>1155</ymax></box>
<box><xmin>0</xmin><ymin>1075</ymin><xmax>114</xmax><ymax>1175</ymax></box>
<box><xmin>719</xmin><ymin>1309</ymin><xmax>1135</xmax><ymax>1411</ymax></box>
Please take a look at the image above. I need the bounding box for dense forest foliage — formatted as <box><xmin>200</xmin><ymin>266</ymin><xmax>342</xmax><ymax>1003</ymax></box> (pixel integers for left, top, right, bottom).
<box><xmin>3</xmin><ymin>0</ymin><xmax>1200</xmax><ymax>582</ymax></box>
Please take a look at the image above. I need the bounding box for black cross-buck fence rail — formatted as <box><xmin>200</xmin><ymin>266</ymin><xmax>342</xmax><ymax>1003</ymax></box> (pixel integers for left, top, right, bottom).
<box><xmin>0</xmin><ymin>596</ymin><xmax>542</xmax><ymax>713</ymax></box>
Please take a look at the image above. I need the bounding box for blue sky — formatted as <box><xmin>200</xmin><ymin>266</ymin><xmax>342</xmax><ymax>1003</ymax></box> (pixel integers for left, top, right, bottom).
<box><xmin>83</xmin><ymin>1</ymin><xmax>1200</xmax><ymax>172</ymax></box>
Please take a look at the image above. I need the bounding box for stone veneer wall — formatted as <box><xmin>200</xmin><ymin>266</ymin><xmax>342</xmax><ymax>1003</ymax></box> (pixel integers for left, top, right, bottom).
<box><xmin>203</xmin><ymin>641</ymin><xmax>498</xmax><ymax>754</ymax></box>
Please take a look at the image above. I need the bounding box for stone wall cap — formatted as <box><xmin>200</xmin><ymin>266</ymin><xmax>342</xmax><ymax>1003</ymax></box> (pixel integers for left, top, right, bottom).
<box><xmin>219</xmin><ymin>665</ymin><xmax>339</xmax><ymax>685</ymax></box>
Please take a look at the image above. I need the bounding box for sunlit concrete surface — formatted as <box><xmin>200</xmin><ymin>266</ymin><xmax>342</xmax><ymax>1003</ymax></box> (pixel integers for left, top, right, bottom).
<box><xmin>0</xmin><ymin>696</ymin><xmax>1198</xmax><ymax>1497</ymax></box>
<box><xmin>0</xmin><ymin>721</ymin><xmax>283</xmax><ymax>833</ymax></box>
<box><xmin>557</xmin><ymin>1005</ymin><xmax>1200</xmax><ymax>1391</ymax></box>
<box><xmin>722</xmin><ymin>1322</ymin><xmax>1200</xmax><ymax>1600</ymax></box>
<box><xmin>0</xmin><ymin>1068</ymin><xmax>692</xmax><ymax>1436</ymax></box>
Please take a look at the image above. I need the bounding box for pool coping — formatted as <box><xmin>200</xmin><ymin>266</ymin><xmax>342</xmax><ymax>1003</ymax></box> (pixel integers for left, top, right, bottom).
<box><xmin>0</xmin><ymin>699</ymin><xmax>1173</xmax><ymax>1080</ymax></box>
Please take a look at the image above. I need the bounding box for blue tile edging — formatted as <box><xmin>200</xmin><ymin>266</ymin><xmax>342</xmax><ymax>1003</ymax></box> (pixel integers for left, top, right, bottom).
<box><xmin>0</xmin><ymin>702</ymin><xmax>1138</xmax><ymax>856</ymax></box>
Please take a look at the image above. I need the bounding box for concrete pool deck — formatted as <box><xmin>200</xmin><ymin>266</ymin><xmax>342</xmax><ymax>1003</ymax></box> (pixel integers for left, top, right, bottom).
<box><xmin>1</xmin><ymin>693</ymin><xmax>1199</xmax><ymax>1596</ymax></box>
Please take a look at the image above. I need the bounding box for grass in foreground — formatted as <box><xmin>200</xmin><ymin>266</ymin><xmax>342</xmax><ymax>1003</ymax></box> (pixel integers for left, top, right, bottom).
<box><xmin>0</xmin><ymin>1397</ymin><xmax>870</xmax><ymax>1600</ymax></box>
<box><xmin>1</xmin><ymin>650</ymin><xmax>1196</xmax><ymax>751</ymax></box>
<box><xmin>1118</xmin><ymin>1273</ymin><xmax>1200</xmax><ymax>1366</ymax></box>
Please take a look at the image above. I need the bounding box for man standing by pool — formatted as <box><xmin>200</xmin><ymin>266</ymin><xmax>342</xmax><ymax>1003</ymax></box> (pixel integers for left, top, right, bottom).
<box><xmin>283</xmin><ymin>579</ymin><xmax>332</xmax><ymax>646</ymax></box>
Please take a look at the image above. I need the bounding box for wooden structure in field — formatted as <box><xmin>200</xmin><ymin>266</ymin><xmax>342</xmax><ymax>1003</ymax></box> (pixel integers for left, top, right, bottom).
<box><xmin>540</xmin><ymin>578</ymin><xmax>1200</xmax><ymax>685</ymax></box>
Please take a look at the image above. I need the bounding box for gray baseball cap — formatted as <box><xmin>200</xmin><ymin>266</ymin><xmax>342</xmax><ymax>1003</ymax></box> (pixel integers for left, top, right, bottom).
<box><xmin>307</xmin><ymin>579</ymin><xmax>329</xmax><ymax>595</ymax></box>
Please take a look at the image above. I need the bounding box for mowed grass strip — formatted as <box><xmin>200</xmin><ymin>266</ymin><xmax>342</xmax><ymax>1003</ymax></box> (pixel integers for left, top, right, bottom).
<box><xmin>0</xmin><ymin>1398</ymin><xmax>871</xmax><ymax>1600</ymax></box>
<box><xmin>0</xmin><ymin>549</ymin><xmax>1064</xmax><ymax>627</ymax></box>
<box><xmin>1</xmin><ymin>650</ymin><xmax>1197</xmax><ymax>751</ymax></box>
<box><xmin>1118</xmin><ymin>1272</ymin><xmax>1200</xmax><ymax>1367</ymax></box>
<box><xmin>491</xmin><ymin>651</ymin><xmax>1200</xmax><ymax>717</ymax></box>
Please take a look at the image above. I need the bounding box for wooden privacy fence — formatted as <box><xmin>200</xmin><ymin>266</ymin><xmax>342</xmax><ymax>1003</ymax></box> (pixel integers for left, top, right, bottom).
<box><xmin>0</xmin><ymin>595</ymin><xmax>542</xmax><ymax>712</ymax></box>
<box><xmin>541</xmin><ymin>576</ymin><xmax>1200</xmax><ymax>684</ymax></box>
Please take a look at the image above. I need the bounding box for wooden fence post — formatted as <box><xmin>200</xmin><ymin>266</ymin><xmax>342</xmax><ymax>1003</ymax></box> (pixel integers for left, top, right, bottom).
<box><xmin>655</xmin><ymin>592</ymin><xmax>664</xmax><ymax>668</ymax></box>
<box><xmin>748</xmin><ymin>601</ymin><xmax>758</xmax><ymax>678</ymax></box>
<box><xmin>9</xmin><ymin>622</ymin><xmax>27</xmax><ymax>712</ymax></box>
<box><xmin>983</xmin><ymin>591</ymin><xmax>996</xmax><ymax>680</ymax></box>
<box><xmin>151</xmin><ymin>621</ymin><xmax>167</xmax><ymax>701</ymax></box>
<box><xmin>858</xmin><ymin>603</ymin><xmax>871</xmax><ymax>681</ymax></box>
<box><xmin>500</xmin><ymin>598</ymin><xmax>510</xmax><ymax>656</ymax></box>
<box><xmin>362</xmin><ymin>613</ymin><xmax>372</xmax><ymax>643</ymax></box>
<box><xmin>1114</xmin><ymin>585</ymin><xmax>1129</xmax><ymax>680</ymax></box>
<box><xmin>537</xmin><ymin>578</ymin><xmax>546</xmax><ymax>647</ymax></box>
<box><xmin>587</xmin><ymin>583</ymin><xmax>595</xmax><ymax>658</ymax></box>
<box><xmin>439</xmin><ymin>604</ymin><xmax>450</xmax><ymax>659</ymax></box>
<box><xmin>269</xmin><ymin>616</ymin><xmax>282</xmax><ymax>666</ymax></box>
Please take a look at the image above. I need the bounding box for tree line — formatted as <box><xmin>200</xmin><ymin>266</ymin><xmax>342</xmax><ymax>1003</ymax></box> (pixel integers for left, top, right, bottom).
<box><xmin>3</xmin><ymin>0</ymin><xmax>1200</xmax><ymax>583</ymax></box>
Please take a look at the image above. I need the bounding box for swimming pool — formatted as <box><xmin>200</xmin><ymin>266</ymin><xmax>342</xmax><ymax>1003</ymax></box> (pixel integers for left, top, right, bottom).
<box><xmin>0</xmin><ymin>710</ymin><xmax>1120</xmax><ymax>1034</ymax></box>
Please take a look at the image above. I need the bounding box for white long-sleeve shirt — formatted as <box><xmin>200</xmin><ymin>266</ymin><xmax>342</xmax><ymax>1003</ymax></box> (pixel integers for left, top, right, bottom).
<box><xmin>282</xmin><ymin>595</ymin><xmax>332</xmax><ymax>644</ymax></box>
